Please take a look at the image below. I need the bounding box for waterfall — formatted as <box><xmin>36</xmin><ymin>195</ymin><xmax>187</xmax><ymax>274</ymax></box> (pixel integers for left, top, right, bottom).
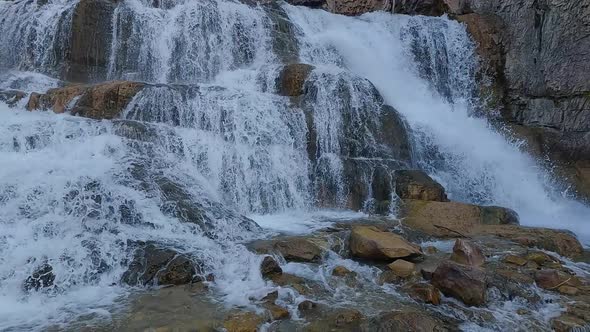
<box><xmin>0</xmin><ymin>0</ymin><xmax>589</xmax><ymax>330</ymax></box>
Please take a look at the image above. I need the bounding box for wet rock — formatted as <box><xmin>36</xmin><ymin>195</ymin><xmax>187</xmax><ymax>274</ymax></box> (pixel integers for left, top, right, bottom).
<box><xmin>260</xmin><ymin>256</ymin><xmax>282</xmax><ymax>279</ymax></box>
<box><xmin>424</xmin><ymin>246</ymin><xmax>439</xmax><ymax>255</ymax></box>
<box><xmin>551</xmin><ymin>314</ymin><xmax>588</xmax><ymax>332</ymax></box>
<box><xmin>558</xmin><ymin>285</ymin><xmax>579</xmax><ymax>296</ymax></box>
<box><xmin>534</xmin><ymin>269</ymin><xmax>580</xmax><ymax>291</ymax></box>
<box><xmin>405</xmin><ymin>282</ymin><xmax>442</xmax><ymax>305</ymax></box>
<box><xmin>298</xmin><ymin>300</ymin><xmax>317</xmax><ymax>312</ymax></box>
<box><xmin>264</xmin><ymin>303</ymin><xmax>290</xmax><ymax>320</ymax></box>
<box><xmin>270</xmin><ymin>273</ymin><xmax>324</xmax><ymax>296</ymax></box>
<box><xmin>485</xmin><ymin>226</ymin><xmax>583</xmax><ymax>258</ymax></box>
<box><xmin>450</xmin><ymin>239</ymin><xmax>485</xmax><ymax>267</ymax></box>
<box><xmin>121</xmin><ymin>242</ymin><xmax>202</xmax><ymax>286</ymax></box>
<box><xmin>350</xmin><ymin>226</ymin><xmax>423</xmax><ymax>261</ymax></box>
<box><xmin>250</xmin><ymin>237</ymin><xmax>323</xmax><ymax>263</ymax></box>
<box><xmin>283</xmin><ymin>0</ymin><xmax>325</xmax><ymax>7</ymax></box>
<box><xmin>0</xmin><ymin>89</ymin><xmax>26</xmax><ymax>107</ymax></box>
<box><xmin>23</xmin><ymin>263</ymin><xmax>55</xmax><ymax>291</ymax></box>
<box><xmin>393</xmin><ymin>0</ymin><xmax>451</xmax><ymax>16</ymax></box>
<box><xmin>393</xmin><ymin>170</ymin><xmax>448</xmax><ymax>202</ymax></box>
<box><xmin>494</xmin><ymin>269</ymin><xmax>534</xmax><ymax>285</ymax></box>
<box><xmin>387</xmin><ymin>259</ymin><xmax>416</xmax><ymax>278</ymax></box>
<box><xmin>431</xmin><ymin>260</ymin><xmax>486</xmax><ymax>306</ymax></box>
<box><xmin>487</xmin><ymin>268</ymin><xmax>540</xmax><ymax>303</ymax></box>
<box><xmin>332</xmin><ymin>265</ymin><xmax>354</xmax><ymax>277</ymax></box>
<box><xmin>27</xmin><ymin>81</ymin><xmax>145</xmax><ymax>119</ymax></box>
<box><xmin>323</xmin><ymin>0</ymin><xmax>392</xmax><ymax>16</ymax></box>
<box><xmin>223</xmin><ymin>311</ymin><xmax>264</xmax><ymax>332</ymax></box>
<box><xmin>502</xmin><ymin>254</ymin><xmax>527</xmax><ymax>266</ymax></box>
<box><xmin>400</xmin><ymin>200</ymin><xmax>518</xmax><ymax>237</ymax></box>
<box><xmin>276</xmin><ymin>63</ymin><xmax>314</xmax><ymax>97</ymax></box>
<box><xmin>367</xmin><ymin>310</ymin><xmax>451</xmax><ymax>331</ymax></box>
<box><xmin>525</xmin><ymin>251</ymin><xmax>561</xmax><ymax>267</ymax></box>
<box><xmin>66</xmin><ymin>0</ymin><xmax>117</xmax><ymax>82</ymax></box>
<box><xmin>379</xmin><ymin>270</ymin><xmax>402</xmax><ymax>285</ymax></box>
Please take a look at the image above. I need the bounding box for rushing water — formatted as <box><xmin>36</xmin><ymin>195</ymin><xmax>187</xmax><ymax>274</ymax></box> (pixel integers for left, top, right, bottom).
<box><xmin>0</xmin><ymin>0</ymin><xmax>589</xmax><ymax>330</ymax></box>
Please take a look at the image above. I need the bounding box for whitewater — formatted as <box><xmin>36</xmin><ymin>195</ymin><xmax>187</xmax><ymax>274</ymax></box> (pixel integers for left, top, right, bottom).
<box><xmin>0</xmin><ymin>0</ymin><xmax>589</xmax><ymax>330</ymax></box>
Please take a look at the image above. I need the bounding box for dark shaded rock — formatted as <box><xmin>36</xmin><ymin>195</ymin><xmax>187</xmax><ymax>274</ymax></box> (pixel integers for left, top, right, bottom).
<box><xmin>0</xmin><ymin>89</ymin><xmax>26</xmax><ymax>107</ymax></box>
<box><xmin>284</xmin><ymin>0</ymin><xmax>325</xmax><ymax>7</ymax></box>
<box><xmin>260</xmin><ymin>256</ymin><xmax>282</xmax><ymax>279</ymax></box>
<box><xmin>26</xmin><ymin>81</ymin><xmax>145</xmax><ymax>119</ymax></box>
<box><xmin>23</xmin><ymin>263</ymin><xmax>55</xmax><ymax>291</ymax></box>
<box><xmin>66</xmin><ymin>0</ymin><xmax>117</xmax><ymax>82</ymax></box>
<box><xmin>121</xmin><ymin>242</ymin><xmax>202</xmax><ymax>286</ymax></box>
<box><xmin>263</xmin><ymin>3</ymin><xmax>300</xmax><ymax>63</ymax></box>
<box><xmin>276</xmin><ymin>63</ymin><xmax>314</xmax><ymax>97</ymax></box>
<box><xmin>502</xmin><ymin>254</ymin><xmax>527</xmax><ymax>266</ymax></box>
<box><xmin>350</xmin><ymin>226</ymin><xmax>423</xmax><ymax>261</ymax></box>
<box><xmin>450</xmin><ymin>239</ymin><xmax>484</xmax><ymax>267</ymax></box>
<box><xmin>393</xmin><ymin>170</ymin><xmax>448</xmax><ymax>202</ymax></box>
<box><xmin>394</xmin><ymin>0</ymin><xmax>451</xmax><ymax>16</ymax></box>
<box><xmin>367</xmin><ymin>310</ymin><xmax>451</xmax><ymax>331</ymax></box>
<box><xmin>298</xmin><ymin>300</ymin><xmax>317</xmax><ymax>312</ymax></box>
<box><xmin>323</xmin><ymin>0</ymin><xmax>392</xmax><ymax>16</ymax></box>
<box><xmin>431</xmin><ymin>260</ymin><xmax>486</xmax><ymax>306</ymax></box>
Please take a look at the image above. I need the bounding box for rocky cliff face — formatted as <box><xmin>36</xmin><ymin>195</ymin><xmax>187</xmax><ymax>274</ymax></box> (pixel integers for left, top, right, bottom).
<box><xmin>451</xmin><ymin>0</ymin><xmax>590</xmax><ymax>199</ymax></box>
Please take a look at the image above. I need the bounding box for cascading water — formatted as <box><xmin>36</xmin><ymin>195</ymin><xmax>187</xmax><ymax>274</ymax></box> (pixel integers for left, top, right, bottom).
<box><xmin>0</xmin><ymin>0</ymin><xmax>589</xmax><ymax>330</ymax></box>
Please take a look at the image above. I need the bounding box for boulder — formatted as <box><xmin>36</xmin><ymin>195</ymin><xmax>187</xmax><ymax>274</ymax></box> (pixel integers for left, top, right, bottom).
<box><xmin>387</xmin><ymin>259</ymin><xmax>416</xmax><ymax>278</ymax></box>
<box><xmin>260</xmin><ymin>256</ymin><xmax>282</xmax><ymax>279</ymax></box>
<box><xmin>121</xmin><ymin>243</ymin><xmax>202</xmax><ymax>286</ymax></box>
<box><xmin>276</xmin><ymin>63</ymin><xmax>313</xmax><ymax>97</ymax></box>
<box><xmin>223</xmin><ymin>311</ymin><xmax>264</xmax><ymax>332</ymax></box>
<box><xmin>297</xmin><ymin>300</ymin><xmax>317</xmax><ymax>312</ymax></box>
<box><xmin>481</xmin><ymin>226</ymin><xmax>583</xmax><ymax>258</ymax></box>
<box><xmin>27</xmin><ymin>81</ymin><xmax>145</xmax><ymax>119</ymax></box>
<box><xmin>367</xmin><ymin>310</ymin><xmax>451</xmax><ymax>331</ymax></box>
<box><xmin>349</xmin><ymin>226</ymin><xmax>423</xmax><ymax>261</ymax></box>
<box><xmin>450</xmin><ymin>239</ymin><xmax>485</xmax><ymax>267</ymax></box>
<box><xmin>405</xmin><ymin>282</ymin><xmax>442</xmax><ymax>305</ymax></box>
<box><xmin>400</xmin><ymin>200</ymin><xmax>518</xmax><ymax>237</ymax></box>
<box><xmin>431</xmin><ymin>260</ymin><xmax>486</xmax><ymax>306</ymax></box>
<box><xmin>250</xmin><ymin>237</ymin><xmax>323</xmax><ymax>263</ymax></box>
<box><xmin>393</xmin><ymin>170</ymin><xmax>448</xmax><ymax>201</ymax></box>
<box><xmin>534</xmin><ymin>269</ymin><xmax>580</xmax><ymax>291</ymax></box>
<box><xmin>23</xmin><ymin>263</ymin><xmax>55</xmax><ymax>291</ymax></box>
<box><xmin>551</xmin><ymin>314</ymin><xmax>588</xmax><ymax>332</ymax></box>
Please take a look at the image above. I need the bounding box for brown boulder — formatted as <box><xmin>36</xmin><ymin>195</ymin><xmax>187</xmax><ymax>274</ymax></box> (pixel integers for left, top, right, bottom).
<box><xmin>534</xmin><ymin>269</ymin><xmax>580</xmax><ymax>290</ymax></box>
<box><xmin>260</xmin><ymin>256</ymin><xmax>282</xmax><ymax>279</ymax></box>
<box><xmin>387</xmin><ymin>259</ymin><xmax>416</xmax><ymax>278</ymax></box>
<box><xmin>27</xmin><ymin>81</ymin><xmax>144</xmax><ymax>120</ymax></box>
<box><xmin>431</xmin><ymin>260</ymin><xmax>486</xmax><ymax>306</ymax></box>
<box><xmin>393</xmin><ymin>170</ymin><xmax>448</xmax><ymax>201</ymax></box>
<box><xmin>350</xmin><ymin>226</ymin><xmax>423</xmax><ymax>261</ymax></box>
<box><xmin>250</xmin><ymin>237</ymin><xmax>323</xmax><ymax>263</ymax></box>
<box><xmin>276</xmin><ymin>63</ymin><xmax>314</xmax><ymax>97</ymax></box>
<box><xmin>405</xmin><ymin>282</ymin><xmax>442</xmax><ymax>305</ymax></box>
<box><xmin>450</xmin><ymin>239</ymin><xmax>485</xmax><ymax>267</ymax></box>
<box><xmin>400</xmin><ymin>200</ymin><xmax>518</xmax><ymax>237</ymax></box>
